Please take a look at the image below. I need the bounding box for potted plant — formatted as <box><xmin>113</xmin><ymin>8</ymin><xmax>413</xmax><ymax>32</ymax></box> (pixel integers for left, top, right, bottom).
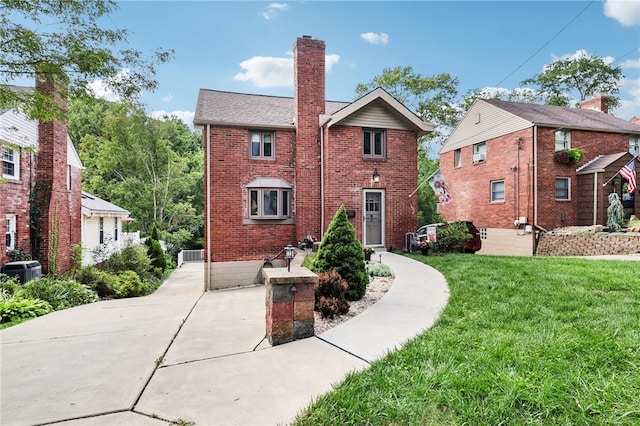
<box><xmin>418</xmin><ymin>240</ymin><xmax>430</xmax><ymax>255</ymax></box>
<box><xmin>554</xmin><ymin>148</ymin><xmax>585</xmax><ymax>165</ymax></box>
<box><xmin>363</xmin><ymin>246</ymin><xmax>375</xmax><ymax>262</ymax></box>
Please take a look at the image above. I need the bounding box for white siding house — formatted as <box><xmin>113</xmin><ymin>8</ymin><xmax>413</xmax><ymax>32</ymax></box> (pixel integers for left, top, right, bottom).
<box><xmin>81</xmin><ymin>192</ymin><xmax>131</xmax><ymax>265</ymax></box>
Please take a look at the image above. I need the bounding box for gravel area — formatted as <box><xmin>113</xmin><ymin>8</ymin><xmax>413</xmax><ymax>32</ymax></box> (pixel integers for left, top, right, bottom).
<box><xmin>314</xmin><ymin>275</ymin><xmax>394</xmax><ymax>334</ymax></box>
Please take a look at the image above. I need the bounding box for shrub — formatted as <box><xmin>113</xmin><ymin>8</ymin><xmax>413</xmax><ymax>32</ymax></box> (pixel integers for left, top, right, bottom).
<box><xmin>103</xmin><ymin>244</ymin><xmax>152</xmax><ymax>279</ymax></box>
<box><xmin>367</xmin><ymin>263</ymin><xmax>392</xmax><ymax>277</ymax></box>
<box><xmin>0</xmin><ymin>274</ymin><xmax>19</xmax><ymax>295</ymax></box>
<box><xmin>430</xmin><ymin>222</ymin><xmax>471</xmax><ymax>253</ymax></box>
<box><xmin>74</xmin><ymin>265</ymin><xmax>118</xmax><ymax>298</ymax></box>
<box><xmin>148</xmin><ymin>239</ymin><xmax>167</xmax><ymax>273</ymax></box>
<box><xmin>314</xmin><ymin>270</ymin><xmax>350</xmax><ymax>319</ymax></box>
<box><xmin>113</xmin><ymin>270</ymin><xmax>146</xmax><ymax>298</ymax></box>
<box><xmin>15</xmin><ymin>277</ymin><xmax>99</xmax><ymax>310</ymax></box>
<box><xmin>312</xmin><ymin>205</ymin><xmax>369</xmax><ymax>301</ymax></box>
<box><xmin>0</xmin><ymin>296</ymin><xmax>53</xmax><ymax>323</ymax></box>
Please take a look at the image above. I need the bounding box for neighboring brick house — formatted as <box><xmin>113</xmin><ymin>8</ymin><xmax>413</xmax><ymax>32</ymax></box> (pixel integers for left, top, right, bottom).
<box><xmin>194</xmin><ymin>36</ymin><xmax>434</xmax><ymax>288</ymax></box>
<box><xmin>1</xmin><ymin>81</ymin><xmax>83</xmax><ymax>273</ymax></box>
<box><xmin>439</xmin><ymin>96</ymin><xmax>640</xmax><ymax>256</ymax></box>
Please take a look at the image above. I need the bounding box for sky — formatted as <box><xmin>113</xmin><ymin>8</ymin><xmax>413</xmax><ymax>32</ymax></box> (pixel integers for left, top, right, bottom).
<box><xmin>40</xmin><ymin>1</ymin><xmax>640</xmax><ymax>126</ymax></box>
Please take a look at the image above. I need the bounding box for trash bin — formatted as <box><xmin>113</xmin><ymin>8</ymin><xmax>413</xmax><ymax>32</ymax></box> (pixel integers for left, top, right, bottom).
<box><xmin>1</xmin><ymin>260</ymin><xmax>42</xmax><ymax>284</ymax></box>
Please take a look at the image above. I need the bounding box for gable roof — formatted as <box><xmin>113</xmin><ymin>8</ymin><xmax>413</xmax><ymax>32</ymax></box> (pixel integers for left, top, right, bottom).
<box><xmin>320</xmin><ymin>87</ymin><xmax>435</xmax><ymax>137</ymax></box>
<box><xmin>441</xmin><ymin>98</ymin><xmax>640</xmax><ymax>153</ymax></box>
<box><xmin>193</xmin><ymin>89</ymin><xmax>348</xmax><ymax>129</ymax></box>
<box><xmin>81</xmin><ymin>192</ymin><xmax>130</xmax><ymax>218</ymax></box>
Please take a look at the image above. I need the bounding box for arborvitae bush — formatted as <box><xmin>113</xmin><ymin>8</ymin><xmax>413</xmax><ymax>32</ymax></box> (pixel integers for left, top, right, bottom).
<box><xmin>145</xmin><ymin>223</ymin><xmax>167</xmax><ymax>274</ymax></box>
<box><xmin>314</xmin><ymin>270</ymin><xmax>350</xmax><ymax>319</ymax></box>
<box><xmin>312</xmin><ymin>205</ymin><xmax>369</xmax><ymax>301</ymax></box>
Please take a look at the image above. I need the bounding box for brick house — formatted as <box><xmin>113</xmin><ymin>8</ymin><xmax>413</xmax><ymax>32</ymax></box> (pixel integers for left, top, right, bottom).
<box><xmin>439</xmin><ymin>96</ymin><xmax>640</xmax><ymax>256</ymax></box>
<box><xmin>194</xmin><ymin>36</ymin><xmax>434</xmax><ymax>288</ymax></box>
<box><xmin>1</xmin><ymin>81</ymin><xmax>83</xmax><ymax>273</ymax></box>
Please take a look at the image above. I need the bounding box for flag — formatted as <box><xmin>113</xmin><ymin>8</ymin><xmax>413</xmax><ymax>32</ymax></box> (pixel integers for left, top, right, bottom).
<box><xmin>429</xmin><ymin>172</ymin><xmax>453</xmax><ymax>206</ymax></box>
<box><xmin>619</xmin><ymin>157</ymin><xmax>636</xmax><ymax>194</ymax></box>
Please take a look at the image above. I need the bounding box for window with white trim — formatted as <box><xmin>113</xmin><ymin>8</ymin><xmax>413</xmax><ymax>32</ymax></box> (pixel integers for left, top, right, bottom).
<box><xmin>114</xmin><ymin>217</ymin><xmax>119</xmax><ymax>241</ymax></box>
<box><xmin>454</xmin><ymin>149</ymin><xmax>462</xmax><ymax>168</ymax></box>
<box><xmin>99</xmin><ymin>217</ymin><xmax>104</xmax><ymax>244</ymax></box>
<box><xmin>2</xmin><ymin>147</ymin><xmax>19</xmax><ymax>180</ymax></box>
<box><xmin>363</xmin><ymin>129</ymin><xmax>386</xmax><ymax>158</ymax></box>
<box><xmin>250</xmin><ymin>131</ymin><xmax>274</xmax><ymax>159</ymax></box>
<box><xmin>249</xmin><ymin>188</ymin><xmax>291</xmax><ymax>219</ymax></box>
<box><xmin>6</xmin><ymin>214</ymin><xmax>16</xmax><ymax>251</ymax></box>
<box><xmin>490</xmin><ymin>180</ymin><xmax>505</xmax><ymax>202</ymax></box>
<box><xmin>555</xmin><ymin>177</ymin><xmax>570</xmax><ymax>200</ymax></box>
<box><xmin>630</xmin><ymin>136</ymin><xmax>639</xmax><ymax>156</ymax></box>
<box><xmin>555</xmin><ymin>130</ymin><xmax>570</xmax><ymax>151</ymax></box>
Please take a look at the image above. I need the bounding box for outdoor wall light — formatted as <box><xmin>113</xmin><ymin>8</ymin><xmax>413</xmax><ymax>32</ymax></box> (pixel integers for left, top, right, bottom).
<box><xmin>284</xmin><ymin>244</ymin><xmax>295</xmax><ymax>272</ymax></box>
<box><xmin>373</xmin><ymin>169</ymin><xmax>380</xmax><ymax>183</ymax></box>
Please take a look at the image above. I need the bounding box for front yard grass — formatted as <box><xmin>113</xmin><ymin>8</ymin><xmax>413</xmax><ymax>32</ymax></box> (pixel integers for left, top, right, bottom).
<box><xmin>293</xmin><ymin>254</ymin><xmax>640</xmax><ymax>425</ymax></box>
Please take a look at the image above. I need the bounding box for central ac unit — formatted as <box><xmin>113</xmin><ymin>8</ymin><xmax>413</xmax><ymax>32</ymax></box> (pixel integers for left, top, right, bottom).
<box><xmin>473</xmin><ymin>152</ymin><xmax>486</xmax><ymax>163</ymax></box>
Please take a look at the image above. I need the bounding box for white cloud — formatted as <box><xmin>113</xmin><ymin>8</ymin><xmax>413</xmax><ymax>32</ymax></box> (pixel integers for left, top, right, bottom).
<box><xmin>233</xmin><ymin>53</ymin><xmax>340</xmax><ymax>88</ymax></box>
<box><xmin>360</xmin><ymin>32</ymin><xmax>389</xmax><ymax>45</ymax></box>
<box><xmin>603</xmin><ymin>0</ymin><xmax>640</xmax><ymax>26</ymax></box>
<box><xmin>234</xmin><ymin>56</ymin><xmax>293</xmax><ymax>88</ymax></box>
<box><xmin>162</xmin><ymin>93</ymin><xmax>173</xmax><ymax>103</ymax></box>
<box><xmin>87</xmin><ymin>69</ymin><xmax>133</xmax><ymax>102</ymax></box>
<box><xmin>262</xmin><ymin>3</ymin><xmax>289</xmax><ymax>20</ymax></box>
<box><xmin>621</xmin><ymin>57</ymin><xmax>640</xmax><ymax>69</ymax></box>
<box><xmin>150</xmin><ymin>110</ymin><xmax>195</xmax><ymax>128</ymax></box>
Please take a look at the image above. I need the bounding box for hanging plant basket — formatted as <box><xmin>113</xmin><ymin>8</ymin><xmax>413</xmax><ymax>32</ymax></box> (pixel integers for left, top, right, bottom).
<box><xmin>554</xmin><ymin>148</ymin><xmax>585</xmax><ymax>165</ymax></box>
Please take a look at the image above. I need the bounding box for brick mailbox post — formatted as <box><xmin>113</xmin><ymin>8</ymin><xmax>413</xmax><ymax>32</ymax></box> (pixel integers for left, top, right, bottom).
<box><xmin>263</xmin><ymin>267</ymin><xmax>318</xmax><ymax>345</ymax></box>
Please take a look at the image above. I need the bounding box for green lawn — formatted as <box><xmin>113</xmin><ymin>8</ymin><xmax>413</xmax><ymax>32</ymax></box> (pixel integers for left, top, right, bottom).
<box><xmin>293</xmin><ymin>254</ymin><xmax>640</xmax><ymax>425</ymax></box>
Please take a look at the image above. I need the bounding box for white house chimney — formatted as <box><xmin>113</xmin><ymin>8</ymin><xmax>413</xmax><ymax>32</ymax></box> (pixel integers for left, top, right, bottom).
<box><xmin>580</xmin><ymin>95</ymin><xmax>609</xmax><ymax>114</ymax></box>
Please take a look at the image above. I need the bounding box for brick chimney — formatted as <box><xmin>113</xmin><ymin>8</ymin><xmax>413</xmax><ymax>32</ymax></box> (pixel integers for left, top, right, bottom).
<box><xmin>35</xmin><ymin>75</ymin><xmax>76</xmax><ymax>274</ymax></box>
<box><xmin>631</xmin><ymin>116</ymin><xmax>640</xmax><ymax>127</ymax></box>
<box><xmin>580</xmin><ymin>95</ymin><xmax>609</xmax><ymax>114</ymax></box>
<box><xmin>293</xmin><ymin>36</ymin><xmax>325</xmax><ymax>240</ymax></box>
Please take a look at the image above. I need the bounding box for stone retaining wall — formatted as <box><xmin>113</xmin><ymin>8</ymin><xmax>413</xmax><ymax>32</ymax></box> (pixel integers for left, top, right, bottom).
<box><xmin>536</xmin><ymin>233</ymin><xmax>640</xmax><ymax>256</ymax></box>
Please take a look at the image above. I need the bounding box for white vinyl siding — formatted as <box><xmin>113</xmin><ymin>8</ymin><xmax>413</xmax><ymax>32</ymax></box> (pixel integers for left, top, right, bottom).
<box><xmin>339</xmin><ymin>103</ymin><xmax>409</xmax><ymax>130</ymax></box>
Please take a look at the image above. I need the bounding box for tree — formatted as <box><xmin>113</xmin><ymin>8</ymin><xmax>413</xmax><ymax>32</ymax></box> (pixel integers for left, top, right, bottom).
<box><xmin>521</xmin><ymin>54</ymin><xmax>623</xmax><ymax>109</ymax></box>
<box><xmin>0</xmin><ymin>0</ymin><xmax>173</xmax><ymax>121</ymax></box>
<box><xmin>312</xmin><ymin>205</ymin><xmax>369</xmax><ymax>301</ymax></box>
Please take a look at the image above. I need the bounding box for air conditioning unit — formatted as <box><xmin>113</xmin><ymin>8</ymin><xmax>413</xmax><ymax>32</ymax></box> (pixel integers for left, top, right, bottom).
<box><xmin>473</xmin><ymin>152</ymin><xmax>486</xmax><ymax>163</ymax></box>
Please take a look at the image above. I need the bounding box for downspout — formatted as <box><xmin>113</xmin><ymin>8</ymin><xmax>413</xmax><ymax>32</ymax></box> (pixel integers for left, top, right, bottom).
<box><xmin>205</xmin><ymin>124</ymin><xmax>211</xmax><ymax>292</ymax></box>
<box><xmin>593</xmin><ymin>172</ymin><xmax>598</xmax><ymax>225</ymax></box>
<box><xmin>320</xmin><ymin>124</ymin><xmax>325</xmax><ymax>236</ymax></box>
<box><xmin>533</xmin><ymin>126</ymin><xmax>538</xmax><ymax>229</ymax></box>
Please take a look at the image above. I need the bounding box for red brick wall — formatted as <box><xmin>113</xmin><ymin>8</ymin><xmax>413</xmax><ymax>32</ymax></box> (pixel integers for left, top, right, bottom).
<box><xmin>34</xmin><ymin>78</ymin><xmax>80</xmax><ymax>274</ymax></box>
<box><xmin>203</xmin><ymin>126</ymin><xmax>297</xmax><ymax>262</ymax></box>
<box><xmin>324</xmin><ymin>125</ymin><xmax>418</xmax><ymax>250</ymax></box>
<box><xmin>0</xmin><ymin>147</ymin><xmax>34</xmax><ymax>265</ymax></box>
<box><xmin>294</xmin><ymin>36</ymin><xmax>325</xmax><ymax>241</ymax></box>
<box><xmin>440</xmin><ymin>127</ymin><xmax>630</xmax><ymax>231</ymax></box>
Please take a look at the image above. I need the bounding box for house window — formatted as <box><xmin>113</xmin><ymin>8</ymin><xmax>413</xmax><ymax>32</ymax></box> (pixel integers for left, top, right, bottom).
<box><xmin>454</xmin><ymin>149</ymin><xmax>462</xmax><ymax>168</ymax></box>
<box><xmin>99</xmin><ymin>217</ymin><xmax>104</xmax><ymax>244</ymax></box>
<box><xmin>555</xmin><ymin>177</ymin><xmax>570</xmax><ymax>200</ymax></box>
<box><xmin>250</xmin><ymin>131</ymin><xmax>274</xmax><ymax>159</ymax></box>
<box><xmin>490</xmin><ymin>180</ymin><xmax>505</xmax><ymax>202</ymax></box>
<box><xmin>555</xmin><ymin>130</ymin><xmax>570</xmax><ymax>151</ymax></box>
<box><xmin>6</xmin><ymin>214</ymin><xmax>16</xmax><ymax>251</ymax></box>
<box><xmin>114</xmin><ymin>218</ymin><xmax>119</xmax><ymax>241</ymax></box>
<box><xmin>630</xmin><ymin>136</ymin><xmax>639</xmax><ymax>156</ymax></box>
<box><xmin>2</xmin><ymin>147</ymin><xmax>19</xmax><ymax>180</ymax></box>
<box><xmin>473</xmin><ymin>142</ymin><xmax>486</xmax><ymax>163</ymax></box>
<box><xmin>249</xmin><ymin>188</ymin><xmax>291</xmax><ymax>219</ymax></box>
<box><xmin>363</xmin><ymin>129</ymin><xmax>386</xmax><ymax>158</ymax></box>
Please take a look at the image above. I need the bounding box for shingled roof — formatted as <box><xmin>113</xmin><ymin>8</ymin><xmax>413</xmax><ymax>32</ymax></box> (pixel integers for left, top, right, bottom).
<box><xmin>483</xmin><ymin>99</ymin><xmax>640</xmax><ymax>134</ymax></box>
<box><xmin>193</xmin><ymin>89</ymin><xmax>349</xmax><ymax>128</ymax></box>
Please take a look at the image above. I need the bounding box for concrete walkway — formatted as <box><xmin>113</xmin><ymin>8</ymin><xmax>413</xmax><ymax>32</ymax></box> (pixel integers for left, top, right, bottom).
<box><xmin>0</xmin><ymin>252</ymin><xmax>449</xmax><ymax>426</ymax></box>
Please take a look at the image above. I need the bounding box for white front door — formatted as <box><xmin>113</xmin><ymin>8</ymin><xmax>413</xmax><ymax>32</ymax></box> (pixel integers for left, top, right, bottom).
<box><xmin>364</xmin><ymin>190</ymin><xmax>384</xmax><ymax>246</ymax></box>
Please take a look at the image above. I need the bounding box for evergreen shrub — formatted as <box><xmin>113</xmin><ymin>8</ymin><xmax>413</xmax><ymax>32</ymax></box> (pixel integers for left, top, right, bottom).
<box><xmin>113</xmin><ymin>270</ymin><xmax>146</xmax><ymax>298</ymax></box>
<box><xmin>312</xmin><ymin>205</ymin><xmax>369</xmax><ymax>301</ymax></box>
<box><xmin>430</xmin><ymin>222</ymin><xmax>471</xmax><ymax>253</ymax></box>
<box><xmin>75</xmin><ymin>265</ymin><xmax>118</xmax><ymax>298</ymax></box>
